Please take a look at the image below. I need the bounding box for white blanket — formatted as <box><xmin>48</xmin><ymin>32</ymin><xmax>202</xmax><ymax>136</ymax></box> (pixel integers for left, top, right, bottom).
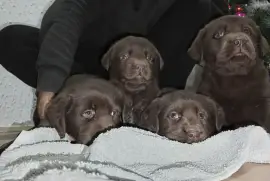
<box><xmin>0</xmin><ymin>126</ymin><xmax>270</xmax><ymax>181</ymax></box>
<box><xmin>0</xmin><ymin>128</ymin><xmax>115</xmax><ymax>181</ymax></box>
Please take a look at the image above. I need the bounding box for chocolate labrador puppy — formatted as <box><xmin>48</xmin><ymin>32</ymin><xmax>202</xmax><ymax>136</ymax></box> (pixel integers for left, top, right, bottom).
<box><xmin>101</xmin><ymin>36</ymin><xmax>164</xmax><ymax>124</ymax></box>
<box><xmin>188</xmin><ymin>15</ymin><xmax>270</xmax><ymax>131</ymax></box>
<box><xmin>45</xmin><ymin>74</ymin><xmax>125</xmax><ymax>144</ymax></box>
<box><xmin>139</xmin><ymin>90</ymin><xmax>225</xmax><ymax>144</ymax></box>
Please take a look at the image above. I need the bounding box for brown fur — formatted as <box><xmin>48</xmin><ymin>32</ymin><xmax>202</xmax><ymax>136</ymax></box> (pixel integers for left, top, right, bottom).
<box><xmin>139</xmin><ymin>90</ymin><xmax>225</xmax><ymax>144</ymax></box>
<box><xmin>45</xmin><ymin>74</ymin><xmax>125</xmax><ymax>144</ymax></box>
<box><xmin>188</xmin><ymin>15</ymin><xmax>270</xmax><ymax>131</ymax></box>
<box><xmin>101</xmin><ymin>36</ymin><xmax>164</xmax><ymax>124</ymax></box>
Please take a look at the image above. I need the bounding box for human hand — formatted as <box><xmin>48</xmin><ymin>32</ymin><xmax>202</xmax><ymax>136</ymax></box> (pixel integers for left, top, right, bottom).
<box><xmin>37</xmin><ymin>91</ymin><xmax>55</xmax><ymax>126</ymax></box>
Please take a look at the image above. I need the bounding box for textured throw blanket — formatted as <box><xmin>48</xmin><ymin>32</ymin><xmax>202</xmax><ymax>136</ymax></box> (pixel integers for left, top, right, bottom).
<box><xmin>0</xmin><ymin>128</ymin><xmax>120</xmax><ymax>181</ymax></box>
<box><xmin>0</xmin><ymin>126</ymin><xmax>270</xmax><ymax>181</ymax></box>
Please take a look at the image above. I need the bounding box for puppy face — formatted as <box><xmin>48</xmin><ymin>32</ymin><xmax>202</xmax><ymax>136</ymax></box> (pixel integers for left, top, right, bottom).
<box><xmin>46</xmin><ymin>76</ymin><xmax>124</xmax><ymax>145</ymax></box>
<box><xmin>188</xmin><ymin>15</ymin><xmax>270</xmax><ymax>76</ymax></box>
<box><xmin>140</xmin><ymin>91</ymin><xmax>225</xmax><ymax>144</ymax></box>
<box><xmin>101</xmin><ymin>36</ymin><xmax>164</xmax><ymax>92</ymax></box>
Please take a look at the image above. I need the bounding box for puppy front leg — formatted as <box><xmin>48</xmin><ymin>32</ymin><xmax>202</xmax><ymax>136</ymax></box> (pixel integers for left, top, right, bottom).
<box><xmin>122</xmin><ymin>95</ymin><xmax>134</xmax><ymax>124</ymax></box>
<box><xmin>131</xmin><ymin>99</ymin><xmax>152</xmax><ymax>124</ymax></box>
<box><xmin>122</xmin><ymin>105</ymin><xmax>134</xmax><ymax>124</ymax></box>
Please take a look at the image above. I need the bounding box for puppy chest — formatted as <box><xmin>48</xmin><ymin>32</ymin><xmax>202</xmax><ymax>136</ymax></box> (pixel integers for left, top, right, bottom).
<box><xmin>222</xmin><ymin>99</ymin><xmax>268</xmax><ymax>124</ymax></box>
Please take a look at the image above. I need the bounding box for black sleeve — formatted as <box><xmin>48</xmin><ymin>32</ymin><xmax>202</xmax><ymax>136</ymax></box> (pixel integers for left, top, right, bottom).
<box><xmin>36</xmin><ymin>0</ymin><xmax>98</xmax><ymax>93</ymax></box>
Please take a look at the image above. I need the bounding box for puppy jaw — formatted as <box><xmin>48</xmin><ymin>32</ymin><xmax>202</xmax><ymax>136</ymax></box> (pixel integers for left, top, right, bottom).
<box><xmin>188</xmin><ymin>15</ymin><xmax>270</xmax><ymax>76</ymax></box>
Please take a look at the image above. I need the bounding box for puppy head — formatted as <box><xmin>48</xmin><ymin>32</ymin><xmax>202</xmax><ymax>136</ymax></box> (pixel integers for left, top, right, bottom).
<box><xmin>101</xmin><ymin>36</ymin><xmax>164</xmax><ymax>92</ymax></box>
<box><xmin>188</xmin><ymin>15</ymin><xmax>270</xmax><ymax>76</ymax></box>
<box><xmin>140</xmin><ymin>91</ymin><xmax>225</xmax><ymax>144</ymax></box>
<box><xmin>46</xmin><ymin>81</ymin><xmax>124</xmax><ymax>145</ymax></box>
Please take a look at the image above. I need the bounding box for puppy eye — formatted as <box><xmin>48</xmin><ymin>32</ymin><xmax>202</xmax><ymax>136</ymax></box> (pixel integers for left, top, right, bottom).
<box><xmin>144</xmin><ymin>50</ymin><xmax>154</xmax><ymax>63</ymax></box>
<box><xmin>82</xmin><ymin>109</ymin><xmax>95</xmax><ymax>119</ymax></box>
<box><xmin>168</xmin><ymin>111</ymin><xmax>181</xmax><ymax>121</ymax></box>
<box><xmin>110</xmin><ymin>110</ymin><xmax>119</xmax><ymax>117</ymax></box>
<box><xmin>120</xmin><ymin>53</ymin><xmax>129</xmax><ymax>61</ymax></box>
<box><xmin>243</xmin><ymin>27</ymin><xmax>250</xmax><ymax>35</ymax></box>
<box><xmin>213</xmin><ymin>31</ymin><xmax>224</xmax><ymax>39</ymax></box>
<box><xmin>146</xmin><ymin>54</ymin><xmax>153</xmax><ymax>62</ymax></box>
<box><xmin>198</xmin><ymin>111</ymin><xmax>206</xmax><ymax>120</ymax></box>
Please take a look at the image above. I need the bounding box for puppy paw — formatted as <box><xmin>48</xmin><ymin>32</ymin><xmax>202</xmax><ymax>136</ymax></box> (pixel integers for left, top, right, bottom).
<box><xmin>70</xmin><ymin>140</ymin><xmax>78</xmax><ymax>144</ymax></box>
<box><xmin>37</xmin><ymin>119</ymin><xmax>51</xmax><ymax>128</ymax></box>
<box><xmin>58</xmin><ymin>132</ymin><xmax>66</xmax><ymax>139</ymax></box>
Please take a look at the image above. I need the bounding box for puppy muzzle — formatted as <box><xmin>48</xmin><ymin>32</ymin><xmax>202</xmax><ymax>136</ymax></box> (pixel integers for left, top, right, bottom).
<box><xmin>123</xmin><ymin>58</ymin><xmax>152</xmax><ymax>80</ymax></box>
<box><xmin>222</xmin><ymin>33</ymin><xmax>256</xmax><ymax>61</ymax></box>
<box><xmin>185</xmin><ymin>125</ymin><xmax>204</xmax><ymax>138</ymax></box>
<box><xmin>215</xmin><ymin>33</ymin><xmax>257</xmax><ymax>75</ymax></box>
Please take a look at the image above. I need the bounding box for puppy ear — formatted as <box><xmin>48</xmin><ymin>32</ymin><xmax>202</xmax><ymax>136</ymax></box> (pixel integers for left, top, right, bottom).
<box><xmin>214</xmin><ymin>103</ymin><xmax>226</xmax><ymax>131</ymax></box>
<box><xmin>204</xmin><ymin>96</ymin><xmax>226</xmax><ymax>131</ymax></box>
<box><xmin>155</xmin><ymin>49</ymin><xmax>164</xmax><ymax>70</ymax></box>
<box><xmin>139</xmin><ymin>98</ymin><xmax>163</xmax><ymax>133</ymax></box>
<box><xmin>260</xmin><ymin>35</ymin><xmax>270</xmax><ymax>57</ymax></box>
<box><xmin>101</xmin><ymin>46</ymin><xmax>115</xmax><ymax>71</ymax></box>
<box><xmin>45</xmin><ymin>94</ymin><xmax>73</xmax><ymax>138</ymax></box>
<box><xmin>187</xmin><ymin>28</ymin><xmax>206</xmax><ymax>62</ymax></box>
<box><xmin>256</xmin><ymin>26</ymin><xmax>270</xmax><ymax>57</ymax></box>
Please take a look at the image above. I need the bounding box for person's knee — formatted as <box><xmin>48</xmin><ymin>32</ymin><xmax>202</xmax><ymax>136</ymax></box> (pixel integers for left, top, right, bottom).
<box><xmin>0</xmin><ymin>25</ymin><xmax>38</xmax><ymax>43</ymax></box>
<box><xmin>0</xmin><ymin>25</ymin><xmax>22</xmax><ymax>52</ymax></box>
<box><xmin>0</xmin><ymin>25</ymin><xmax>23</xmax><ymax>38</ymax></box>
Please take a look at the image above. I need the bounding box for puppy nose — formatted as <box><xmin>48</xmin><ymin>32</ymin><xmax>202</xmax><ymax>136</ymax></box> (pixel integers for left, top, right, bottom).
<box><xmin>132</xmin><ymin>64</ymin><xmax>146</xmax><ymax>76</ymax></box>
<box><xmin>233</xmin><ymin>38</ymin><xmax>248</xmax><ymax>47</ymax></box>
<box><xmin>132</xmin><ymin>59</ymin><xmax>147</xmax><ymax>69</ymax></box>
<box><xmin>234</xmin><ymin>39</ymin><xmax>241</xmax><ymax>46</ymax></box>
<box><xmin>134</xmin><ymin>64</ymin><xmax>144</xmax><ymax>70</ymax></box>
<box><xmin>185</xmin><ymin>128</ymin><xmax>202</xmax><ymax>138</ymax></box>
<box><xmin>187</xmin><ymin>131</ymin><xmax>201</xmax><ymax>138</ymax></box>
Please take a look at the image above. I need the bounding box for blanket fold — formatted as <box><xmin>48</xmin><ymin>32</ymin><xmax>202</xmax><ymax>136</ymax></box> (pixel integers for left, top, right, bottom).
<box><xmin>0</xmin><ymin>126</ymin><xmax>270</xmax><ymax>181</ymax></box>
<box><xmin>84</xmin><ymin>126</ymin><xmax>270</xmax><ymax>181</ymax></box>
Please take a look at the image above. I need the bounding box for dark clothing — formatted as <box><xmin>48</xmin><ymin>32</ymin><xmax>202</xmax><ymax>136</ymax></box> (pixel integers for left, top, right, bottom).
<box><xmin>0</xmin><ymin>0</ymin><xmax>228</xmax><ymax>93</ymax></box>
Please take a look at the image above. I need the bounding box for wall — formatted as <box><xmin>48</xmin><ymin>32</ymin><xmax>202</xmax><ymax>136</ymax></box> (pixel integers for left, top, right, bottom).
<box><xmin>0</xmin><ymin>0</ymin><xmax>54</xmax><ymax>126</ymax></box>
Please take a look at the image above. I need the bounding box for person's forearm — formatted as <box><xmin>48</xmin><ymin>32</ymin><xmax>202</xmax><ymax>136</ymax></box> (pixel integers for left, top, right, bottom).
<box><xmin>37</xmin><ymin>22</ymin><xmax>82</xmax><ymax>93</ymax></box>
<box><xmin>36</xmin><ymin>0</ymin><xmax>91</xmax><ymax>93</ymax></box>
